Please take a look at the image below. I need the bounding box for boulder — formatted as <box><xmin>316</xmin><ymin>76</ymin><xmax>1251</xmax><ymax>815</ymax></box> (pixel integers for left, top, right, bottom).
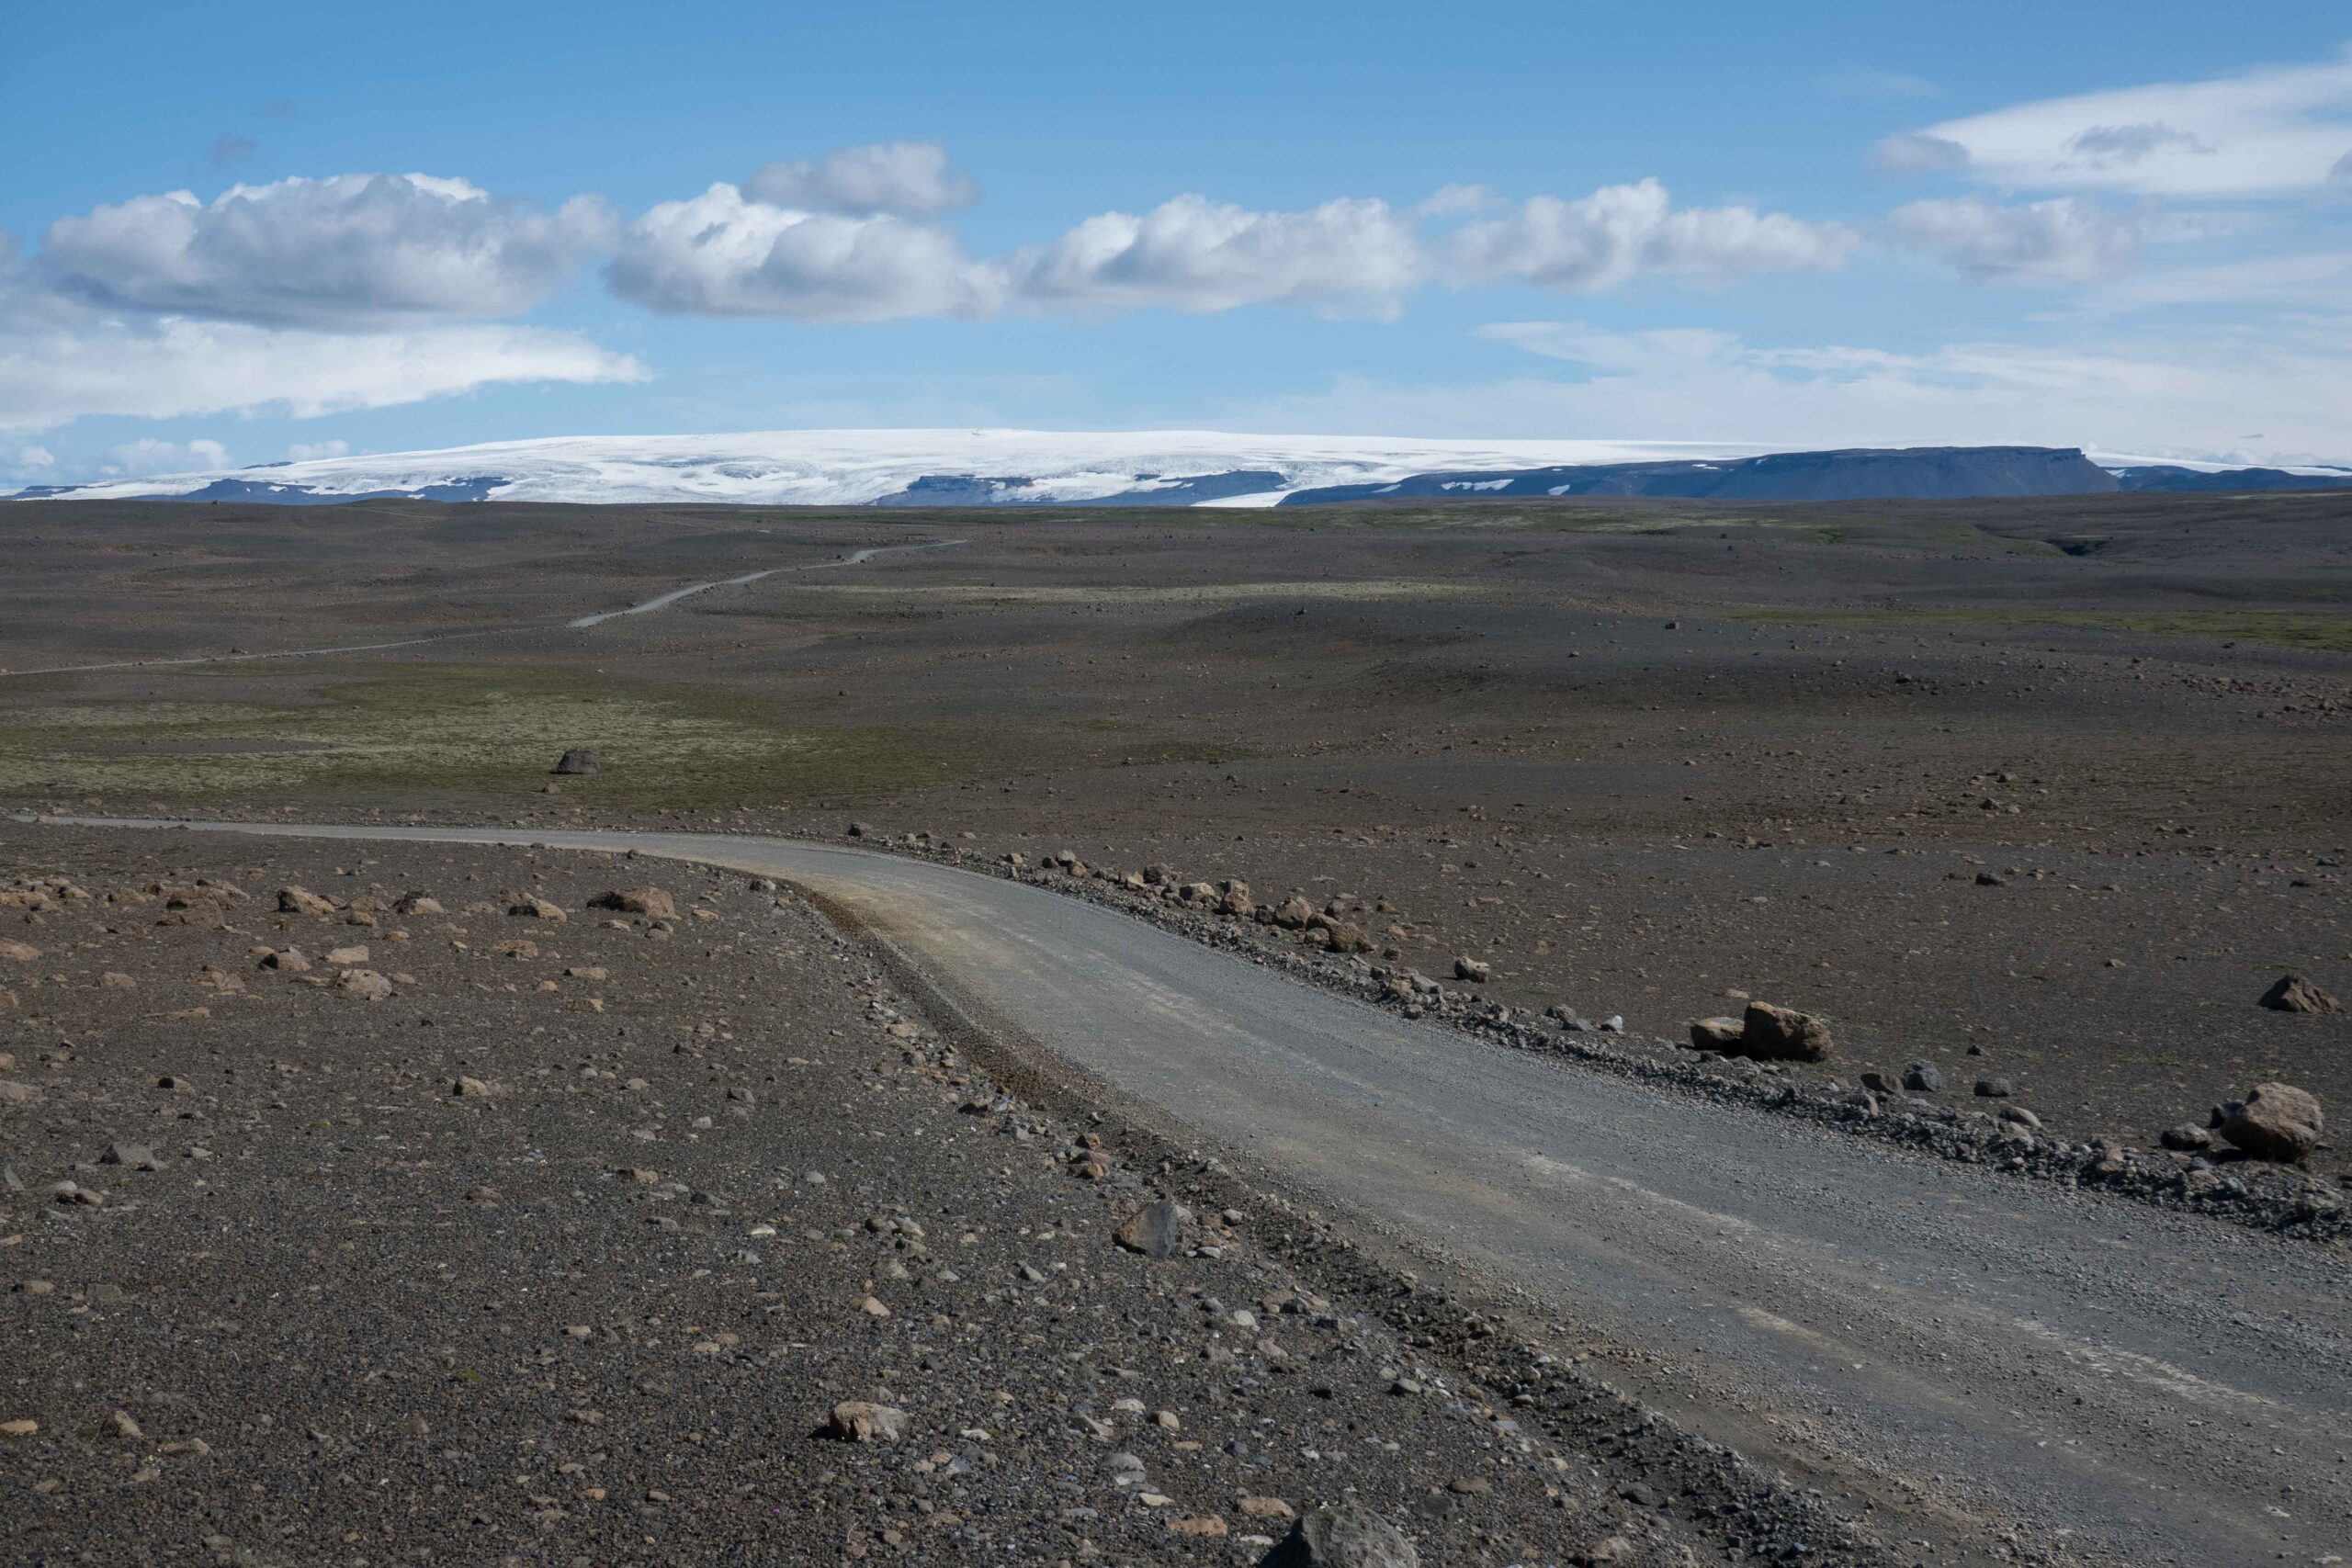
<box><xmin>1901</xmin><ymin>1061</ymin><xmax>1941</xmax><ymax>1093</ymax></box>
<box><xmin>1325</xmin><ymin>922</ymin><xmax>1374</xmax><ymax>954</ymax></box>
<box><xmin>1737</xmin><ymin>1001</ymin><xmax>1832</xmax><ymax>1062</ymax></box>
<box><xmin>1974</xmin><ymin>1077</ymin><xmax>2014</xmax><ymax>1099</ymax></box>
<box><xmin>338</xmin><ymin>969</ymin><xmax>395</xmax><ymax>1002</ymax></box>
<box><xmin>1259</xmin><ymin>1502</ymin><xmax>1419</xmax><ymax>1568</ymax></box>
<box><xmin>508</xmin><ymin>897</ymin><xmax>566</xmax><ymax>921</ymax></box>
<box><xmin>2259</xmin><ymin>973</ymin><xmax>2341</xmax><ymax>1014</ymax></box>
<box><xmin>825</xmin><ymin>1401</ymin><xmax>908</xmax><ymax>1444</ymax></box>
<box><xmin>277</xmin><ymin>886</ymin><xmax>334</xmax><ymax>916</ymax></box>
<box><xmin>2213</xmin><ymin>1083</ymin><xmax>2324</xmax><ymax>1164</ymax></box>
<box><xmin>1272</xmin><ymin>897</ymin><xmax>1315</xmax><ymax>931</ymax></box>
<box><xmin>592</xmin><ymin>886</ymin><xmax>678</xmax><ymax>920</ymax></box>
<box><xmin>1689</xmin><ymin>1017</ymin><xmax>1743</xmax><ymax>1051</ymax></box>
<box><xmin>1114</xmin><ymin>1199</ymin><xmax>1190</xmax><ymax>1260</ymax></box>
<box><xmin>393</xmin><ymin>893</ymin><xmax>445</xmax><ymax>917</ymax></box>
<box><xmin>1453</xmin><ymin>956</ymin><xmax>1491</xmax><ymax>984</ymax></box>
<box><xmin>552</xmin><ymin>749</ymin><xmax>600</xmax><ymax>776</ymax></box>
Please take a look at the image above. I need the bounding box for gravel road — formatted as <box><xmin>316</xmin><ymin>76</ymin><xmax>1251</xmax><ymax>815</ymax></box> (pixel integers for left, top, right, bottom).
<box><xmin>43</xmin><ymin>818</ymin><xmax>2352</xmax><ymax>1566</ymax></box>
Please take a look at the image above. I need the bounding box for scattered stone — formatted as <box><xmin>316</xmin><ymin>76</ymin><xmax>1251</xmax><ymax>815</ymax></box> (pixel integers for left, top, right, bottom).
<box><xmin>508</xmin><ymin>897</ymin><xmax>566</xmax><ymax>921</ymax></box>
<box><xmin>99</xmin><ymin>1143</ymin><xmax>159</xmax><ymax>1170</ymax></box>
<box><xmin>825</xmin><ymin>1401</ymin><xmax>907</xmax><ymax>1444</ymax></box>
<box><xmin>1689</xmin><ymin>1017</ymin><xmax>1742</xmax><ymax>1051</ymax></box>
<box><xmin>0</xmin><ymin>1079</ymin><xmax>41</xmax><ymax>1106</ymax></box>
<box><xmin>2259</xmin><ymin>973</ymin><xmax>2341</xmax><ymax>1014</ymax></box>
<box><xmin>590</xmin><ymin>886</ymin><xmax>678</xmax><ymax>919</ymax></box>
<box><xmin>453</xmin><ymin>1076</ymin><xmax>495</xmax><ymax>1098</ymax></box>
<box><xmin>2213</xmin><ymin>1083</ymin><xmax>2324</xmax><ymax>1164</ymax></box>
<box><xmin>1452</xmin><ymin>956</ymin><xmax>1490</xmax><ymax>984</ymax></box>
<box><xmin>97</xmin><ymin>971</ymin><xmax>136</xmax><ymax>989</ymax></box>
<box><xmin>1259</xmin><ymin>1501</ymin><xmax>1419</xmax><ymax>1568</ymax></box>
<box><xmin>552</xmin><ymin>749</ymin><xmax>601</xmax><ymax>776</ymax></box>
<box><xmin>0</xmin><ymin>1419</ymin><xmax>37</xmax><ymax>1438</ymax></box>
<box><xmin>1997</xmin><ymin>1105</ymin><xmax>2042</xmax><ymax>1130</ymax></box>
<box><xmin>0</xmin><ymin>939</ymin><xmax>43</xmax><ymax>963</ymax></box>
<box><xmin>1115</xmin><ymin>1199</ymin><xmax>1190</xmax><ymax>1260</ymax></box>
<box><xmin>1974</xmin><ymin>1077</ymin><xmax>2014</xmax><ymax>1099</ymax></box>
<box><xmin>277</xmin><ymin>886</ymin><xmax>334</xmax><ymax>916</ymax></box>
<box><xmin>1902</xmin><ymin>1061</ymin><xmax>1941</xmax><ymax>1093</ymax></box>
<box><xmin>1238</xmin><ymin>1496</ymin><xmax>1297</xmax><ymax>1521</ymax></box>
<box><xmin>337</xmin><ymin>969</ymin><xmax>395</xmax><ymax>1002</ymax></box>
<box><xmin>323</xmin><ymin>944</ymin><xmax>369</xmax><ymax>965</ymax></box>
<box><xmin>261</xmin><ymin>948</ymin><xmax>311</xmax><ymax>973</ymax></box>
<box><xmin>392</xmin><ymin>893</ymin><xmax>445</xmax><ymax>917</ymax></box>
<box><xmin>1736</xmin><ymin>1001</ymin><xmax>1832</xmax><ymax>1062</ymax></box>
<box><xmin>2159</xmin><ymin>1123</ymin><xmax>2212</xmax><ymax>1152</ymax></box>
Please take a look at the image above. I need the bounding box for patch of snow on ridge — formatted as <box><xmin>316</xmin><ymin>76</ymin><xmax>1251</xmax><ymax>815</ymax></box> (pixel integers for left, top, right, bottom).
<box><xmin>26</xmin><ymin>428</ymin><xmax>1769</xmax><ymax>507</ymax></box>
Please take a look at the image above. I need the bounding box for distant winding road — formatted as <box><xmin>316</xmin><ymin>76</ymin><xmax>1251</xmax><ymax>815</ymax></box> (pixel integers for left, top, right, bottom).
<box><xmin>34</xmin><ymin>818</ymin><xmax>2352</xmax><ymax>1567</ymax></box>
<box><xmin>2</xmin><ymin>538</ymin><xmax>965</xmax><ymax>677</ymax></box>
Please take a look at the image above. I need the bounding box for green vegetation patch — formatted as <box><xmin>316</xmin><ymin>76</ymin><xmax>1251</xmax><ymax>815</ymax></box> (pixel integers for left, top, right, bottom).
<box><xmin>1732</xmin><ymin>606</ymin><xmax>2352</xmax><ymax>652</ymax></box>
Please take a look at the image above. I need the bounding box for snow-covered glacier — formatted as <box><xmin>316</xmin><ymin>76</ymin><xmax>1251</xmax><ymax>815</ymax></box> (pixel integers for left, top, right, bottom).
<box><xmin>13</xmin><ymin>429</ymin><xmax>2347</xmax><ymax>506</ymax></box>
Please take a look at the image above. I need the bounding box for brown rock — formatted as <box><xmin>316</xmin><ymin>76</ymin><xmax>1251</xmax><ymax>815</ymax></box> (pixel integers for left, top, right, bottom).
<box><xmin>277</xmin><ymin>886</ymin><xmax>334</xmax><ymax>916</ymax></box>
<box><xmin>393</xmin><ymin>893</ymin><xmax>446</xmax><ymax>917</ymax></box>
<box><xmin>1737</xmin><ymin>1001</ymin><xmax>1833</xmax><ymax>1062</ymax></box>
<box><xmin>508</xmin><ymin>897</ymin><xmax>567</xmax><ymax>921</ymax></box>
<box><xmin>1689</xmin><ymin>1017</ymin><xmax>1743</xmax><ymax>1051</ymax></box>
<box><xmin>0</xmin><ymin>940</ymin><xmax>41</xmax><ymax>963</ymax></box>
<box><xmin>2259</xmin><ymin>973</ymin><xmax>2341</xmax><ymax>1014</ymax></box>
<box><xmin>590</xmin><ymin>886</ymin><xmax>677</xmax><ymax>920</ymax></box>
<box><xmin>2214</xmin><ymin>1082</ymin><xmax>2325</xmax><ymax>1164</ymax></box>
<box><xmin>824</xmin><ymin>1401</ymin><xmax>907</xmax><ymax>1443</ymax></box>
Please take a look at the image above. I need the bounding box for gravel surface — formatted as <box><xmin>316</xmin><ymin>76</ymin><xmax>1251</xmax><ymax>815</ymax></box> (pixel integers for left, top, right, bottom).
<box><xmin>23</xmin><ymin>818</ymin><xmax>2348</xmax><ymax>1568</ymax></box>
<box><xmin>5</xmin><ymin>829</ymin><xmax>1772</xmax><ymax>1568</ymax></box>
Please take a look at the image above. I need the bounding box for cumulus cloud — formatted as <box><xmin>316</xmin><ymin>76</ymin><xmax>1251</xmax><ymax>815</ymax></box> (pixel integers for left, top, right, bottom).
<box><xmin>0</xmin><ymin>317</ymin><xmax>645</xmax><ymax>434</ymax></box>
<box><xmin>1008</xmin><ymin>195</ymin><xmax>1425</xmax><ymax>315</ymax></box>
<box><xmin>1442</xmin><ymin>179</ymin><xmax>1857</xmax><ymax>290</ymax></box>
<box><xmin>103</xmin><ymin>436</ymin><xmax>232</xmax><ymax>476</ymax></box>
<box><xmin>40</xmin><ymin>174</ymin><xmax>616</xmax><ymax>325</ymax></box>
<box><xmin>1882</xmin><ymin>49</ymin><xmax>2352</xmax><ymax>196</ymax></box>
<box><xmin>743</xmin><ymin>141</ymin><xmax>976</xmax><ymax>216</ymax></box>
<box><xmin>1887</xmin><ymin>195</ymin><xmax>2148</xmax><ymax>283</ymax></box>
<box><xmin>285</xmin><ymin>438</ymin><xmax>350</xmax><ymax>462</ymax></box>
<box><xmin>606</xmin><ymin>182</ymin><xmax>1002</xmax><ymax>321</ymax></box>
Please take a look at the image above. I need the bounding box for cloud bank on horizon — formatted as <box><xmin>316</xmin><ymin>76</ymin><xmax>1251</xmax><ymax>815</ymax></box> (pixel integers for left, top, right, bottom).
<box><xmin>4</xmin><ymin>24</ymin><xmax>2349</xmax><ymax>483</ymax></box>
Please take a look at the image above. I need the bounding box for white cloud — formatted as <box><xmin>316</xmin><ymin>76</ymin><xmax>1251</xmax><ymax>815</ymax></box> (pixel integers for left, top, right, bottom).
<box><xmin>1887</xmin><ymin>195</ymin><xmax>2149</xmax><ymax>283</ymax></box>
<box><xmin>2071</xmin><ymin>250</ymin><xmax>2352</xmax><ymax>313</ymax></box>
<box><xmin>743</xmin><ymin>141</ymin><xmax>976</xmax><ymax>216</ymax></box>
<box><xmin>1882</xmin><ymin>49</ymin><xmax>2352</xmax><ymax>196</ymax></box>
<box><xmin>1442</xmin><ymin>180</ymin><xmax>1857</xmax><ymax>290</ymax></box>
<box><xmin>606</xmin><ymin>182</ymin><xmax>1003</xmax><ymax>321</ymax></box>
<box><xmin>40</xmin><ymin>174</ymin><xmax>616</xmax><ymax>325</ymax></box>
<box><xmin>0</xmin><ymin>318</ymin><xmax>645</xmax><ymax>434</ymax></box>
<box><xmin>1008</xmin><ymin>194</ymin><xmax>1425</xmax><ymax>315</ymax></box>
<box><xmin>285</xmin><ymin>437</ymin><xmax>350</xmax><ymax>461</ymax></box>
<box><xmin>102</xmin><ymin>436</ymin><xmax>232</xmax><ymax>476</ymax></box>
<box><xmin>1224</xmin><ymin>317</ymin><xmax>2352</xmax><ymax>465</ymax></box>
<box><xmin>7</xmin><ymin>443</ymin><xmax>56</xmax><ymax>473</ymax></box>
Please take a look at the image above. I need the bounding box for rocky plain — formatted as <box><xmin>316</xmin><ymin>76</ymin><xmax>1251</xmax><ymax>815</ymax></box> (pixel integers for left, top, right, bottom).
<box><xmin>2</xmin><ymin>489</ymin><xmax>2348</xmax><ymax>1564</ymax></box>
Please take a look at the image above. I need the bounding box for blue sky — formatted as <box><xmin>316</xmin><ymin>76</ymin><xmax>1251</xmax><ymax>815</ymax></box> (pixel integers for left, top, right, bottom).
<box><xmin>5</xmin><ymin>2</ymin><xmax>2350</xmax><ymax>482</ymax></box>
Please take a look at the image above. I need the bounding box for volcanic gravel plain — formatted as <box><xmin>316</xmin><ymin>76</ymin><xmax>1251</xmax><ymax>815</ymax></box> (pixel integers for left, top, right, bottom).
<box><xmin>2</xmin><ymin>491</ymin><xmax>2348</xmax><ymax>1566</ymax></box>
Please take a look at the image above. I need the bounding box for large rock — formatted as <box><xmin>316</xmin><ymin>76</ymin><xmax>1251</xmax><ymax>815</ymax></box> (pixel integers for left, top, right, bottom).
<box><xmin>1114</xmin><ymin>1199</ymin><xmax>1189</xmax><ymax>1260</ymax></box>
<box><xmin>1689</xmin><ymin>1017</ymin><xmax>1743</xmax><ymax>1051</ymax></box>
<box><xmin>552</xmin><ymin>749</ymin><xmax>601</xmax><ymax>776</ymax></box>
<box><xmin>277</xmin><ymin>886</ymin><xmax>334</xmax><ymax>916</ymax></box>
<box><xmin>591</xmin><ymin>886</ymin><xmax>677</xmax><ymax>920</ymax></box>
<box><xmin>1453</xmin><ymin>956</ymin><xmax>1491</xmax><ymax>984</ymax></box>
<box><xmin>1737</xmin><ymin>1001</ymin><xmax>1832</xmax><ymax>1062</ymax></box>
<box><xmin>2259</xmin><ymin>973</ymin><xmax>2342</xmax><ymax>1014</ymax></box>
<box><xmin>1272</xmin><ymin>897</ymin><xmax>1315</xmax><ymax>930</ymax></box>
<box><xmin>1259</xmin><ymin>1502</ymin><xmax>1419</xmax><ymax>1568</ymax></box>
<box><xmin>2213</xmin><ymin>1083</ymin><xmax>2325</xmax><ymax>1164</ymax></box>
<box><xmin>824</xmin><ymin>1401</ymin><xmax>907</xmax><ymax>1444</ymax></box>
